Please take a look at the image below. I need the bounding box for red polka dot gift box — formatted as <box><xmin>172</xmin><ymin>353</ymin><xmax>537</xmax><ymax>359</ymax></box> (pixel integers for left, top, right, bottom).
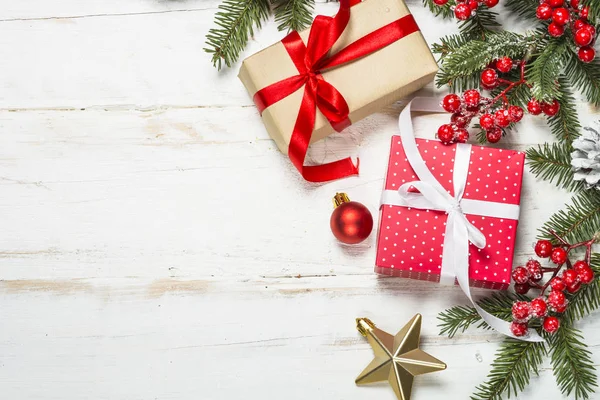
<box><xmin>375</xmin><ymin>135</ymin><xmax>525</xmax><ymax>290</ymax></box>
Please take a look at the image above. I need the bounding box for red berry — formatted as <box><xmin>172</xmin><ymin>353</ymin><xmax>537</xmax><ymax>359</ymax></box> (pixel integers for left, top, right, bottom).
<box><xmin>566</xmin><ymin>281</ymin><xmax>582</xmax><ymax>293</ymax></box>
<box><xmin>585</xmin><ymin>24</ymin><xmax>597</xmax><ymax>38</ymax></box>
<box><xmin>496</xmin><ymin>56</ymin><xmax>513</xmax><ymax>73</ymax></box>
<box><xmin>570</xmin><ymin>0</ymin><xmax>580</xmax><ymax>8</ymax></box>
<box><xmin>481</xmin><ymin>68</ymin><xmax>499</xmax><ymax>89</ymax></box>
<box><xmin>575</xmin><ymin>28</ymin><xmax>593</xmax><ymax>46</ymax></box>
<box><xmin>555</xmin><ymin>303</ymin><xmax>567</xmax><ymax>313</ymax></box>
<box><xmin>480</xmin><ymin>113</ymin><xmax>495</xmax><ymax>129</ymax></box>
<box><xmin>578</xmin><ymin>46</ymin><xmax>596</xmax><ymax>63</ymax></box>
<box><xmin>512</xmin><ymin>301</ymin><xmax>531</xmax><ymax>321</ymax></box>
<box><xmin>548</xmin><ymin>290</ymin><xmax>567</xmax><ymax>309</ymax></box>
<box><xmin>526</xmin><ymin>259</ymin><xmax>543</xmax><ymax>282</ymax></box>
<box><xmin>530</xmin><ymin>298</ymin><xmax>548</xmax><ymax>318</ymax></box>
<box><xmin>433</xmin><ymin>0</ymin><xmax>449</xmax><ymax>5</ymax></box>
<box><xmin>562</xmin><ymin>269</ymin><xmax>579</xmax><ymax>286</ymax></box>
<box><xmin>514</xmin><ymin>282</ymin><xmax>530</xmax><ymax>294</ymax></box>
<box><xmin>437</xmin><ymin>124</ymin><xmax>455</xmax><ymax>145</ymax></box>
<box><xmin>534</xmin><ymin>239</ymin><xmax>553</xmax><ymax>257</ymax></box>
<box><xmin>537</xmin><ymin>4</ymin><xmax>553</xmax><ymax>20</ymax></box>
<box><xmin>543</xmin><ymin>316</ymin><xmax>560</xmax><ymax>334</ymax></box>
<box><xmin>578</xmin><ymin>266</ymin><xmax>595</xmax><ymax>284</ymax></box>
<box><xmin>486</xmin><ymin>127</ymin><xmax>503</xmax><ymax>143</ymax></box>
<box><xmin>550</xmin><ymin>277</ymin><xmax>566</xmax><ymax>291</ymax></box>
<box><xmin>580</xmin><ymin>6</ymin><xmax>589</xmax><ymax>19</ymax></box>
<box><xmin>442</xmin><ymin>94</ymin><xmax>462</xmax><ymax>113</ymax></box>
<box><xmin>573</xmin><ymin>18</ymin><xmax>587</xmax><ymax>30</ymax></box>
<box><xmin>454</xmin><ymin>3</ymin><xmax>472</xmax><ymax>20</ymax></box>
<box><xmin>512</xmin><ymin>266</ymin><xmax>530</xmax><ymax>284</ymax></box>
<box><xmin>547</xmin><ymin>0</ymin><xmax>564</xmax><ymax>7</ymax></box>
<box><xmin>551</xmin><ymin>247</ymin><xmax>567</xmax><ymax>264</ymax></box>
<box><xmin>455</xmin><ymin>128</ymin><xmax>470</xmax><ymax>143</ymax></box>
<box><xmin>552</xmin><ymin>8</ymin><xmax>570</xmax><ymax>25</ymax></box>
<box><xmin>463</xmin><ymin>89</ymin><xmax>481</xmax><ymax>107</ymax></box>
<box><xmin>494</xmin><ymin>109</ymin><xmax>511</xmax><ymax>128</ymax></box>
<box><xmin>508</xmin><ymin>105</ymin><xmax>524</xmax><ymax>122</ymax></box>
<box><xmin>510</xmin><ymin>321</ymin><xmax>529</xmax><ymax>337</ymax></box>
<box><xmin>467</xmin><ymin>0</ymin><xmax>479</xmax><ymax>10</ymax></box>
<box><xmin>542</xmin><ymin>99</ymin><xmax>561</xmax><ymax>116</ymax></box>
<box><xmin>548</xmin><ymin>22</ymin><xmax>565</xmax><ymax>37</ymax></box>
<box><xmin>527</xmin><ymin>99</ymin><xmax>543</xmax><ymax>115</ymax></box>
<box><xmin>451</xmin><ymin>112</ymin><xmax>470</xmax><ymax>128</ymax></box>
<box><xmin>484</xmin><ymin>0</ymin><xmax>499</xmax><ymax>7</ymax></box>
<box><xmin>573</xmin><ymin>260</ymin><xmax>590</xmax><ymax>274</ymax></box>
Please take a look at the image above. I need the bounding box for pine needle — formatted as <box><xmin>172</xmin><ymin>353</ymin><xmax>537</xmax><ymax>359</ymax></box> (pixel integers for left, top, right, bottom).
<box><xmin>526</xmin><ymin>143</ymin><xmax>584</xmax><ymax>192</ymax></box>
<box><xmin>540</xmin><ymin>190</ymin><xmax>600</xmax><ymax>244</ymax></box>
<box><xmin>204</xmin><ymin>0</ymin><xmax>271</xmax><ymax>69</ymax></box>
<box><xmin>546</xmin><ymin>76</ymin><xmax>581</xmax><ymax>143</ymax></box>
<box><xmin>272</xmin><ymin>0</ymin><xmax>315</xmax><ymax>32</ymax></box>
<box><xmin>564</xmin><ymin>51</ymin><xmax>600</xmax><ymax>107</ymax></box>
<box><xmin>527</xmin><ymin>39</ymin><xmax>567</xmax><ymax>103</ymax></box>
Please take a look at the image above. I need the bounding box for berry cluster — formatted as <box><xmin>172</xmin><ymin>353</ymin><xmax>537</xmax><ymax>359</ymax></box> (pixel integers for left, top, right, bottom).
<box><xmin>433</xmin><ymin>0</ymin><xmax>500</xmax><ymax>21</ymax></box>
<box><xmin>509</xmin><ymin>231</ymin><xmax>596</xmax><ymax>337</ymax></box>
<box><xmin>536</xmin><ymin>0</ymin><xmax>597</xmax><ymax>62</ymax></box>
<box><xmin>526</xmin><ymin>98</ymin><xmax>561</xmax><ymax>118</ymax></box>
<box><xmin>437</xmin><ymin>58</ymin><xmax>526</xmax><ymax>144</ymax></box>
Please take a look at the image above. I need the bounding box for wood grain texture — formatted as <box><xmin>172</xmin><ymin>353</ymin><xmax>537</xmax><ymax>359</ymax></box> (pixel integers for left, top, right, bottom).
<box><xmin>0</xmin><ymin>1</ymin><xmax>598</xmax><ymax>399</ymax></box>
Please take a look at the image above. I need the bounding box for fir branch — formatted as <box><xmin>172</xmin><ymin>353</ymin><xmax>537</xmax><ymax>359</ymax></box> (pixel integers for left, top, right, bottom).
<box><xmin>527</xmin><ymin>39</ymin><xmax>567</xmax><ymax>103</ymax></box>
<box><xmin>458</xmin><ymin>7</ymin><xmax>501</xmax><ymax>40</ymax></box>
<box><xmin>471</xmin><ymin>339</ymin><xmax>546</xmax><ymax>400</ymax></box>
<box><xmin>272</xmin><ymin>0</ymin><xmax>314</xmax><ymax>32</ymax></box>
<box><xmin>435</xmin><ymin>31</ymin><xmax>529</xmax><ymax>91</ymax></box>
<box><xmin>547</xmin><ymin>326</ymin><xmax>598</xmax><ymax>400</ymax></box>
<box><xmin>540</xmin><ymin>190</ymin><xmax>600</xmax><ymax>244</ymax></box>
<box><xmin>580</xmin><ymin>0</ymin><xmax>600</xmax><ymax>22</ymax></box>
<box><xmin>547</xmin><ymin>76</ymin><xmax>581</xmax><ymax>143</ymax></box>
<box><xmin>562</xmin><ymin>253</ymin><xmax>600</xmax><ymax>324</ymax></box>
<box><xmin>204</xmin><ymin>0</ymin><xmax>271</xmax><ymax>69</ymax></box>
<box><xmin>526</xmin><ymin>143</ymin><xmax>584</xmax><ymax>192</ymax></box>
<box><xmin>432</xmin><ymin>34</ymin><xmax>473</xmax><ymax>60</ymax></box>
<box><xmin>504</xmin><ymin>0</ymin><xmax>541</xmax><ymax>21</ymax></box>
<box><xmin>564</xmin><ymin>51</ymin><xmax>600</xmax><ymax>107</ymax></box>
<box><xmin>422</xmin><ymin>0</ymin><xmax>455</xmax><ymax>19</ymax></box>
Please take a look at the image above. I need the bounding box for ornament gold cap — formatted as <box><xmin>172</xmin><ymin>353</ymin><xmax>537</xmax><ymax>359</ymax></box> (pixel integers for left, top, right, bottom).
<box><xmin>356</xmin><ymin>317</ymin><xmax>376</xmax><ymax>337</ymax></box>
<box><xmin>333</xmin><ymin>192</ymin><xmax>351</xmax><ymax>208</ymax></box>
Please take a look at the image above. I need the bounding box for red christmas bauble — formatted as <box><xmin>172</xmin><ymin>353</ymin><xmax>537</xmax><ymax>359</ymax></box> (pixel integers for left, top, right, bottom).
<box><xmin>330</xmin><ymin>194</ymin><xmax>373</xmax><ymax>244</ymax></box>
<box><xmin>481</xmin><ymin>68</ymin><xmax>499</xmax><ymax>88</ymax></box>
<box><xmin>512</xmin><ymin>266</ymin><xmax>530</xmax><ymax>284</ymax></box>
<box><xmin>536</xmin><ymin>4</ymin><xmax>553</xmax><ymax>20</ymax></box>
<box><xmin>486</xmin><ymin>126</ymin><xmax>503</xmax><ymax>143</ymax></box>
<box><xmin>574</xmin><ymin>27</ymin><xmax>593</xmax><ymax>46</ymax></box>
<box><xmin>543</xmin><ymin>316</ymin><xmax>560</xmax><ymax>334</ymax></box>
<box><xmin>552</xmin><ymin>7</ymin><xmax>570</xmax><ymax>25</ymax></box>
<box><xmin>548</xmin><ymin>21</ymin><xmax>565</xmax><ymax>37</ymax></box>
<box><xmin>437</xmin><ymin>124</ymin><xmax>455</xmax><ymax>144</ymax></box>
<box><xmin>454</xmin><ymin>3</ymin><xmax>472</xmax><ymax>20</ymax></box>
<box><xmin>494</xmin><ymin>109</ymin><xmax>511</xmax><ymax>128</ymax></box>
<box><xmin>534</xmin><ymin>239</ymin><xmax>553</xmax><ymax>257</ymax></box>
<box><xmin>508</xmin><ymin>105</ymin><xmax>524</xmax><ymax>122</ymax></box>
<box><xmin>463</xmin><ymin>89</ymin><xmax>481</xmax><ymax>107</ymax></box>
<box><xmin>542</xmin><ymin>99</ymin><xmax>561</xmax><ymax>116</ymax></box>
<box><xmin>455</xmin><ymin>128</ymin><xmax>470</xmax><ymax>143</ymax></box>
<box><xmin>480</xmin><ymin>113</ymin><xmax>495</xmax><ymax>129</ymax></box>
<box><xmin>442</xmin><ymin>94</ymin><xmax>462</xmax><ymax>112</ymax></box>
<box><xmin>484</xmin><ymin>0</ymin><xmax>499</xmax><ymax>8</ymax></box>
<box><xmin>496</xmin><ymin>56</ymin><xmax>513</xmax><ymax>73</ymax></box>
<box><xmin>530</xmin><ymin>298</ymin><xmax>548</xmax><ymax>318</ymax></box>
<box><xmin>550</xmin><ymin>246</ymin><xmax>568</xmax><ymax>264</ymax></box>
<box><xmin>510</xmin><ymin>321</ymin><xmax>529</xmax><ymax>337</ymax></box>
<box><xmin>578</xmin><ymin>46</ymin><xmax>596</xmax><ymax>63</ymax></box>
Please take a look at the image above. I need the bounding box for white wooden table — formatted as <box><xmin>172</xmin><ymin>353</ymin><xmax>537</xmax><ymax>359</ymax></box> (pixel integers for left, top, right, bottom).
<box><xmin>1</xmin><ymin>1</ymin><xmax>598</xmax><ymax>399</ymax></box>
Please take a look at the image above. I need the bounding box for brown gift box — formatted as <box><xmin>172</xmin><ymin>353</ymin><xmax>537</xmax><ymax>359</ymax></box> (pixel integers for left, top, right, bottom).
<box><xmin>238</xmin><ymin>0</ymin><xmax>438</xmax><ymax>155</ymax></box>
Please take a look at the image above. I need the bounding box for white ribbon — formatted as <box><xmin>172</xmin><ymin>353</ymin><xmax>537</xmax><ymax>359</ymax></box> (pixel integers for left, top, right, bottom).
<box><xmin>381</xmin><ymin>97</ymin><xmax>544</xmax><ymax>342</ymax></box>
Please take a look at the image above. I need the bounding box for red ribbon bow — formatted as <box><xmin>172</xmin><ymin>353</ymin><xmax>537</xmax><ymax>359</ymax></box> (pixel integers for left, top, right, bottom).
<box><xmin>253</xmin><ymin>0</ymin><xmax>419</xmax><ymax>182</ymax></box>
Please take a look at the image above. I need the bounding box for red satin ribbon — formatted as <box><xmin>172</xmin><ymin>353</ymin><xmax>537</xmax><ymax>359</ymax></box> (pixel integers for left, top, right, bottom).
<box><xmin>253</xmin><ymin>0</ymin><xmax>420</xmax><ymax>182</ymax></box>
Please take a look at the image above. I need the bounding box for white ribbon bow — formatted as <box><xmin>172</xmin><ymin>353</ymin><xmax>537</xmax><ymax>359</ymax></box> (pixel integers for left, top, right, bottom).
<box><xmin>381</xmin><ymin>97</ymin><xmax>544</xmax><ymax>342</ymax></box>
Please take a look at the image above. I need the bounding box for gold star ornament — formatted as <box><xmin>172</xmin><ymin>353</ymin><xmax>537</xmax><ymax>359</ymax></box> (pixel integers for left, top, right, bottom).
<box><xmin>355</xmin><ymin>314</ymin><xmax>446</xmax><ymax>400</ymax></box>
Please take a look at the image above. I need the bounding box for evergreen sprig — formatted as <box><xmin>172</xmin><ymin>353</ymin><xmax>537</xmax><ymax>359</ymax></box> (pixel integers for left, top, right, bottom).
<box><xmin>564</xmin><ymin>52</ymin><xmax>600</xmax><ymax>107</ymax></box>
<box><xmin>526</xmin><ymin>143</ymin><xmax>584</xmax><ymax>192</ymax></box>
<box><xmin>540</xmin><ymin>190</ymin><xmax>600</xmax><ymax>244</ymax></box>
<box><xmin>205</xmin><ymin>0</ymin><xmax>271</xmax><ymax>69</ymax></box>
<box><xmin>272</xmin><ymin>0</ymin><xmax>315</xmax><ymax>32</ymax></box>
<box><xmin>547</xmin><ymin>76</ymin><xmax>582</xmax><ymax>143</ymax></box>
<box><xmin>422</xmin><ymin>0</ymin><xmax>455</xmax><ymax>19</ymax></box>
<box><xmin>528</xmin><ymin>40</ymin><xmax>567</xmax><ymax>103</ymax></box>
<box><xmin>471</xmin><ymin>339</ymin><xmax>546</xmax><ymax>400</ymax></box>
<box><xmin>562</xmin><ymin>254</ymin><xmax>600</xmax><ymax>324</ymax></box>
<box><xmin>504</xmin><ymin>0</ymin><xmax>540</xmax><ymax>21</ymax></box>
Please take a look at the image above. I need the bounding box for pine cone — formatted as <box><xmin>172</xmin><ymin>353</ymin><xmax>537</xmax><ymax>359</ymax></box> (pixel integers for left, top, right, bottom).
<box><xmin>571</xmin><ymin>123</ymin><xmax>600</xmax><ymax>190</ymax></box>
